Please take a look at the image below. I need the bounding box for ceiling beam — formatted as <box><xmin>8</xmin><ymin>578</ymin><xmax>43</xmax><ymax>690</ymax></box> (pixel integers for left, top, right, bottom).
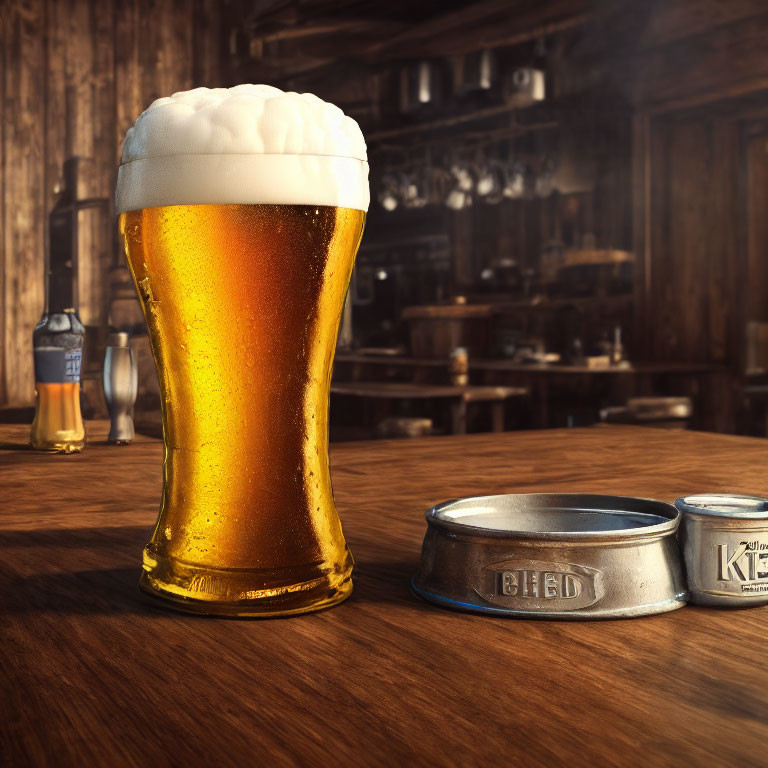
<box><xmin>247</xmin><ymin>20</ymin><xmax>378</xmax><ymax>44</ymax></box>
<box><xmin>362</xmin><ymin>0</ymin><xmax>589</xmax><ymax>59</ymax></box>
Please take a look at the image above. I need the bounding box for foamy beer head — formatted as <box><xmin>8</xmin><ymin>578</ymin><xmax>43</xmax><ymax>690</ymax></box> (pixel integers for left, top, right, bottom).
<box><xmin>115</xmin><ymin>83</ymin><xmax>369</xmax><ymax>213</ymax></box>
<box><xmin>118</xmin><ymin>86</ymin><xmax>367</xmax><ymax>617</ymax></box>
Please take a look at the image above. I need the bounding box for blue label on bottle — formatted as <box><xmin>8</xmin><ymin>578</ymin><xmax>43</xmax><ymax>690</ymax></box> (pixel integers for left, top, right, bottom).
<box><xmin>64</xmin><ymin>349</ymin><xmax>82</xmax><ymax>381</ymax></box>
<box><xmin>34</xmin><ymin>347</ymin><xmax>82</xmax><ymax>383</ymax></box>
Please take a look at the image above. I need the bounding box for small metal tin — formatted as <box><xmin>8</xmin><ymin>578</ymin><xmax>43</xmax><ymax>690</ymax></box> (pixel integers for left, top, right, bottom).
<box><xmin>675</xmin><ymin>494</ymin><xmax>768</xmax><ymax>606</ymax></box>
<box><xmin>412</xmin><ymin>493</ymin><xmax>688</xmax><ymax>619</ymax></box>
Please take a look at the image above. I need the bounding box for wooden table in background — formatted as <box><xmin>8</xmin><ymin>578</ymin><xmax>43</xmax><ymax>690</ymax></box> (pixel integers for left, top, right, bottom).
<box><xmin>334</xmin><ymin>353</ymin><xmax>730</xmax><ymax>431</ymax></box>
<box><xmin>2</xmin><ymin>422</ymin><xmax>768</xmax><ymax>765</ymax></box>
<box><xmin>471</xmin><ymin>359</ymin><xmax>726</xmax><ymax>431</ymax></box>
<box><xmin>331</xmin><ymin>381</ymin><xmax>528</xmax><ymax>434</ymax></box>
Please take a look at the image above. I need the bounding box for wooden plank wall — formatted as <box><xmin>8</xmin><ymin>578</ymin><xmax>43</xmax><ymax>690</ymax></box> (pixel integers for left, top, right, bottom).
<box><xmin>746</xmin><ymin>128</ymin><xmax>768</xmax><ymax>327</ymax></box>
<box><xmin>631</xmin><ymin>0</ymin><xmax>768</xmax><ymax>377</ymax></box>
<box><xmin>635</xmin><ymin>4</ymin><xmax>768</xmax><ymax>110</ymax></box>
<box><xmin>643</xmin><ymin>114</ymin><xmax>738</xmax><ymax>366</ymax></box>
<box><xmin>1</xmin><ymin>0</ymin><xmax>46</xmax><ymax>406</ymax></box>
<box><xmin>0</xmin><ymin>0</ymin><xmax>225</xmax><ymax>406</ymax></box>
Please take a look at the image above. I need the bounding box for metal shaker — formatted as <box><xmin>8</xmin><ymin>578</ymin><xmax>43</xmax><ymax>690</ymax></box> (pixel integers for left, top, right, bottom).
<box><xmin>103</xmin><ymin>332</ymin><xmax>138</xmax><ymax>444</ymax></box>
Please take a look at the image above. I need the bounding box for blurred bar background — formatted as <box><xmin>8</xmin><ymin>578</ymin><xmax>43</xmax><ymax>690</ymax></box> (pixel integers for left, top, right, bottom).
<box><xmin>2</xmin><ymin>0</ymin><xmax>767</xmax><ymax>439</ymax></box>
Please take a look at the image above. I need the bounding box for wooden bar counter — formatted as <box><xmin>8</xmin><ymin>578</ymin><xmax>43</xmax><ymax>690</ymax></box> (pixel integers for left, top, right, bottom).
<box><xmin>2</xmin><ymin>422</ymin><xmax>768</xmax><ymax>765</ymax></box>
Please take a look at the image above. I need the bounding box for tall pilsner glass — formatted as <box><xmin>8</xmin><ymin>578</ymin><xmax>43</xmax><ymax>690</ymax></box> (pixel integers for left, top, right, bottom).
<box><xmin>115</xmin><ymin>85</ymin><xmax>368</xmax><ymax>616</ymax></box>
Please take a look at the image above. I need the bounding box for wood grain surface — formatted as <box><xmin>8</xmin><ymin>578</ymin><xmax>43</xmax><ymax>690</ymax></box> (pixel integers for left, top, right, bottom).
<box><xmin>2</xmin><ymin>422</ymin><xmax>768</xmax><ymax>766</ymax></box>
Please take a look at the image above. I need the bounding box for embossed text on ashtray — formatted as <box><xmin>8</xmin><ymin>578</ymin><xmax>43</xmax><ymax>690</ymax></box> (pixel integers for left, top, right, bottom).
<box><xmin>476</xmin><ymin>559</ymin><xmax>604</xmax><ymax>611</ymax></box>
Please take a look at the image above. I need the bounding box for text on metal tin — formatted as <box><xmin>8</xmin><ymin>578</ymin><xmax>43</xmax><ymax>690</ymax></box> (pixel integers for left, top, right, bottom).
<box><xmin>477</xmin><ymin>559</ymin><xmax>603</xmax><ymax>611</ymax></box>
<box><xmin>718</xmin><ymin>539</ymin><xmax>768</xmax><ymax>594</ymax></box>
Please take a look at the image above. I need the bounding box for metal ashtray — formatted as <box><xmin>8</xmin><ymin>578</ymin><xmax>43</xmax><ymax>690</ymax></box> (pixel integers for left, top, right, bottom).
<box><xmin>675</xmin><ymin>494</ymin><xmax>768</xmax><ymax>607</ymax></box>
<box><xmin>411</xmin><ymin>493</ymin><xmax>688</xmax><ymax>619</ymax></box>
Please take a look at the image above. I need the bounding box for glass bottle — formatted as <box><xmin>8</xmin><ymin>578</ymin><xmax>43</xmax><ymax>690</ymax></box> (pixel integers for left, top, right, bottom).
<box><xmin>30</xmin><ymin>175</ymin><xmax>85</xmax><ymax>453</ymax></box>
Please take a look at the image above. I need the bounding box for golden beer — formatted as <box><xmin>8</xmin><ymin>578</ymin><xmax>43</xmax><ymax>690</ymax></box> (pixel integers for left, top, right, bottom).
<box><xmin>116</xmin><ymin>85</ymin><xmax>369</xmax><ymax>616</ymax></box>
<box><xmin>120</xmin><ymin>204</ymin><xmax>363</xmax><ymax>614</ymax></box>
<box><xmin>30</xmin><ymin>382</ymin><xmax>85</xmax><ymax>452</ymax></box>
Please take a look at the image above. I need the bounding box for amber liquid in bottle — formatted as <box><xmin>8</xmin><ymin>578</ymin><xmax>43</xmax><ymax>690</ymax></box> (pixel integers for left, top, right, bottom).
<box><xmin>30</xmin><ymin>309</ymin><xmax>85</xmax><ymax>453</ymax></box>
<box><xmin>30</xmin><ymin>375</ymin><xmax>85</xmax><ymax>453</ymax></box>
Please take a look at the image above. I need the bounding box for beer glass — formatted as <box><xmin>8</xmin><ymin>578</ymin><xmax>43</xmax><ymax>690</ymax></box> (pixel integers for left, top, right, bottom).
<box><xmin>116</xmin><ymin>85</ymin><xmax>368</xmax><ymax>616</ymax></box>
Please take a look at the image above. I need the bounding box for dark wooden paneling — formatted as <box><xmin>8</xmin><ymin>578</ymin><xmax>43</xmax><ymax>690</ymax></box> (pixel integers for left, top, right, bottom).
<box><xmin>0</xmin><ymin>2</ymin><xmax>7</xmax><ymax>404</ymax></box>
<box><xmin>138</xmin><ymin>0</ymin><xmax>193</xmax><ymax>108</ymax></box>
<box><xmin>193</xmin><ymin>0</ymin><xmax>223</xmax><ymax>87</ymax></box>
<box><xmin>709</xmin><ymin>119</ymin><xmax>738</xmax><ymax>368</ymax></box>
<box><xmin>55</xmin><ymin>0</ymin><xmax>114</xmax><ymax>335</ymax></box>
<box><xmin>449</xmin><ymin>208</ymin><xmax>473</xmax><ymax>288</ymax></box>
<box><xmin>0</xmin><ymin>0</ymin><xmax>227</xmax><ymax>406</ymax></box>
<box><xmin>636</xmin><ymin>12</ymin><xmax>768</xmax><ymax>110</ymax></box>
<box><xmin>666</xmin><ymin>118</ymin><xmax>711</xmax><ymax>362</ymax></box>
<box><xmin>631</xmin><ymin>113</ymin><xmax>650</xmax><ymax>358</ymax></box>
<box><xmin>630</xmin><ymin>4</ymin><xmax>768</xmax><ymax>428</ymax></box>
<box><xmin>114</xmin><ymin>0</ymin><xmax>143</xmax><ymax>168</ymax></box>
<box><xmin>639</xmin><ymin>0</ymin><xmax>768</xmax><ymax>50</ymax></box>
<box><xmin>44</xmin><ymin>0</ymin><xmax>67</xmax><ymax>226</ymax></box>
<box><xmin>646</xmin><ymin>115</ymin><xmax>670</xmax><ymax>360</ymax></box>
<box><xmin>637</xmin><ymin>100</ymin><xmax>759</xmax><ymax>429</ymax></box>
<box><xmin>2</xmin><ymin>0</ymin><xmax>46</xmax><ymax>406</ymax></box>
<box><xmin>86</xmin><ymin>0</ymin><xmax>116</xmax><ymax>336</ymax></box>
<box><xmin>363</xmin><ymin>0</ymin><xmax>588</xmax><ymax>60</ymax></box>
<box><xmin>69</xmin><ymin>0</ymin><xmax>96</xmax><ymax>328</ymax></box>
<box><xmin>746</xmin><ymin>131</ymin><xmax>768</xmax><ymax>325</ymax></box>
<box><xmin>645</xmin><ymin>114</ymin><xmax>737</xmax><ymax>366</ymax></box>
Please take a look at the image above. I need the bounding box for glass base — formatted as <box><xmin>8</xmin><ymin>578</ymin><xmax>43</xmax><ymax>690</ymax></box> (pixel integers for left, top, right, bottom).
<box><xmin>138</xmin><ymin>549</ymin><xmax>354</xmax><ymax>618</ymax></box>
<box><xmin>30</xmin><ymin>439</ymin><xmax>85</xmax><ymax>454</ymax></box>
